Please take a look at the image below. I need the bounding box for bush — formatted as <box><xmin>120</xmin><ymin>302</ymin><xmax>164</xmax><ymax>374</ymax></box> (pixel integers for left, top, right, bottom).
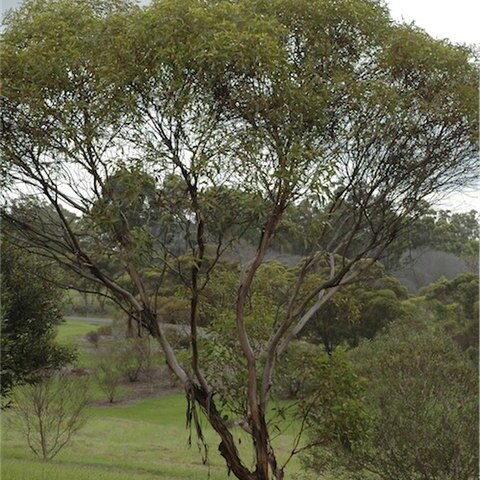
<box><xmin>274</xmin><ymin>340</ymin><xmax>324</xmax><ymax>399</ymax></box>
<box><xmin>93</xmin><ymin>337</ymin><xmax>153</xmax><ymax>401</ymax></box>
<box><xmin>1</xmin><ymin>241</ymin><xmax>75</xmax><ymax>397</ymax></box>
<box><xmin>85</xmin><ymin>331</ymin><xmax>100</xmax><ymax>348</ymax></box>
<box><xmin>300</xmin><ymin>348</ymin><xmax>368</xmax><ymax>453</ymax></box>
<box><xmin>9</xmin><ymin>373</ymin><xmax>89</xmax><ymax>461</ymax></box>
<box><xmin>93</xmin><ymin>348</ymin><xmax>123</xmax><ymax>403</ymax></box>
<box><xmin>85</xmin><ymin>324</ymin><xmax>113</xmax><ymax>349</ymax></box>
<box><xmin>116</xmin><ymin>338</ymin><xmax>152</xmax><ymax>382</ymax></box>
<box><xmin>304</xmin><ymin>317</ymin><xmax>479</xmax><ymax>480</ymax></box>
<box><xmin>96</xmin><ymin>324</ymin><xmax>112</xmax><ymax>336</ymax></box>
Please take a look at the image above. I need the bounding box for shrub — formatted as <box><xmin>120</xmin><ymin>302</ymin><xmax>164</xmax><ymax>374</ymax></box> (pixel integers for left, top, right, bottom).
<box><xmin>304</xmin><ymin>317</ymin><xmax>479</xmax><ymax>480</ymax></box>
<box><xmin>1</xmin><ymin>241</ymin><xmax>75</xmax><ymax>397</ymax></box>
<box><xmin>9</xmin><ymin>373</ymin><xmax>89</xmax><ymax>461</ymax></box>
<box><xmin>96</xmin><ymin>324</ymin><xmax>112</xmax><ymax>336</ymax></box>
<box><xmin>85</xmin><ymin>324</ymin><xmax>113</xmax><ymax>349</ymax></box>
<box><xmin>93</xmin><ymin>337</ymin><xmax>153</xmax><ymax>401</ymax></box>
<box><xmin>116</xmin><ymin>338</ymin><xmax>152</xmax><ymax>382</ymax></box>
<box><xmin>274</xmin><ymin>340</ymin><xmax>324</xmax><ymax>399</ymax></box>
<box><xmin>85</xmin><ymin>330</ymin><xmax>100</xmax><ymax>348</ymax></box>
<box><xmin>93</xmin><ymin>348</ymin><xmax>123</xmax><ymax>403</ymax></box>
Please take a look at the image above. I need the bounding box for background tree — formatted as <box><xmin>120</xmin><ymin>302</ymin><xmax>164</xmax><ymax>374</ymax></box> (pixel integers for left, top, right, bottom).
<box><xmin>300</xmin><ymin>263</ymin><xmax>407</xmax><ymax>353</ymax></box>
<box><xmin>420</xmin><ymin>273</ymin><xmax>479</xmax><ymax>363</ymax></box>
<box><xmin>430</xmin><ymin>210</ymin><xmax>479</xmax><ymax>258</ymax></box>
<box><xmin>382</xmin><ymin>208</ymin><xmax>479</xmax><ymax>270</ymax></box>
<box><xmin>1</xmin><ymin>0</ymin><xmax>478</xmax><ymax>478</ymax></box>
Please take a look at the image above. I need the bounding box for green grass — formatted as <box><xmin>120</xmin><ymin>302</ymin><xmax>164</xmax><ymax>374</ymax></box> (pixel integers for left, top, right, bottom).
<box><xmin>56</xmin><ymin>319</ymin><xmax>116</xmax><ymax>369</ymax></box>
<box><xmin>56</xmin><ymin>319</ymin><xmax>102</xmax><ymax>345</ymax></box>
<box><xmin>1</xmin><ymin>319</ymin><xmax>306</xmax><ymax>480</ymax></box>
<box><xmin>2</xmin><ymin>394</ymin><xmax>304</xmax><ymax>480</ymax></box>
<box><xmin>1</xmin><ymin>459</ymin><xmax>191</xmax><ymax>480</ymax></box>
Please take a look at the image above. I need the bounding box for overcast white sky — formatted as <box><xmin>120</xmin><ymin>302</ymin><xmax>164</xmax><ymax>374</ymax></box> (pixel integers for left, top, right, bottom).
<box><xmin>1</xmin><ymin>0</ymin><xmax>478</xmax><ymax>210</ymax></box>
<box><xmin>387</xmin><ymin>0</ymin><xmax>479</xmax><ymax>45</ymax></box>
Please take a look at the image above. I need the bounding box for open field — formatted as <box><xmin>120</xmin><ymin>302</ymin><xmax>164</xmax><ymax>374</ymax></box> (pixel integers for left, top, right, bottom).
<box><xmin>1</xmin><ymin>319</ymin><xmax>307</xmax><ymax>480</ymax></box>
<box><xmin>56</xmin><ymin>318</ymin><xmax>104</xmax><ymax>345</ymax></box>
<box><xmin>3</xmin><ymin>394</ymin><xmax>303</xmax><ymax>480</ymax></box>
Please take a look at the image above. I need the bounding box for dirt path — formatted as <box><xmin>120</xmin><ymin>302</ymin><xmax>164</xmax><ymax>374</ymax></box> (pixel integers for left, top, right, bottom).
<box><xmin>65</xmin><ymin>315</ymin><xmax>114</xmax><ymax>324</ymax></box>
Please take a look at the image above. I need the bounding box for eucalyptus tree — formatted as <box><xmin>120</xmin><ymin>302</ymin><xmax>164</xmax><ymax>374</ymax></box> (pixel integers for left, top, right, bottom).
<box><xmin>1</xmin><ymin>0</ymin><xmax>478</xmax><ymax>478</ymax></box>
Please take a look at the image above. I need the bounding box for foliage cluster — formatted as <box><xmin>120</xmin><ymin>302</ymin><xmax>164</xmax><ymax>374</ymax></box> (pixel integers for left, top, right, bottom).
<box><xmin>420</xmin><ymin>273</ymin><xmax>479</xmax><ymax>362</ymax></box>
<box><xmin>1</xmin><ymin>240</ymin><xmax>75</xmax><ymax>398</ymax></box>
<box><xmin>304</xmin><ymin>315</ymin><xmax>478</xmax><ymax>480</ymax></box>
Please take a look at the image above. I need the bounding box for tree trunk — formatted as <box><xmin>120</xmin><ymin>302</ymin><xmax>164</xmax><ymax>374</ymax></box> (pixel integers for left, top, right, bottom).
<box><xmin>191</xmin><ymin>383</ymin><xmax>256</xmax><ymax>480</ymax></box>
<box><xmin>252</xmin><ymin>409</ymin><xmax>271</xmax><ymax>480</ymax></box>
<box><xmin>193</xmin><ymin>384</ymin><xmax>284</xmax><ymax>480</ymax></box>
<box><xmin>144</xmin><ymin>307</ymin><xmax>284</xmax><ymax>480</ymax></box>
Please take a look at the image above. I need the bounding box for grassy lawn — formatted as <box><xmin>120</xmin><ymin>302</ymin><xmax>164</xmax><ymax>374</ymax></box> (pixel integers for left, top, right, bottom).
<box><xmin>55</xmin><ymin>319</ymin><xmax>108</xmax><ymax>368</ymax></box>
<box><xmin>1</xmin><ymin>320</ymin><xmax>307</xmax><ymax>480</ymax></box>
<box><xmin>56</xmin><ymin>319</ymin><xmax>102</xmax><ymax>345</ymax></box>
<box><xmin>2</xmin><ymin>394</ymin><xmax>304</xmax><ymax>480</ymax></box>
